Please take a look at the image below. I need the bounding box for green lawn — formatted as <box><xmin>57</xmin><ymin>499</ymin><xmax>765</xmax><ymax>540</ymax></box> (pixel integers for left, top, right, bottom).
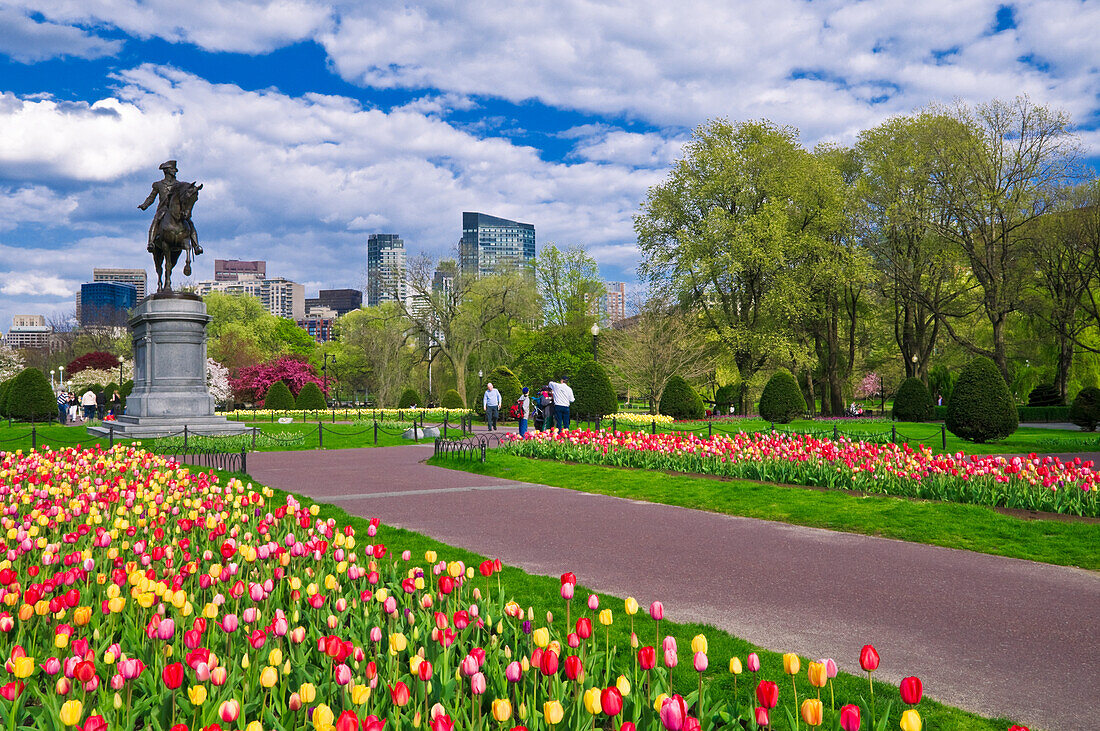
<box><xmin>429</xmin><ymin>452</ymin><xmax>1100</xmax><ymax>570</ymax></box>
<box><xmin>217</xmin><ymin>467</ymin><xmax>1022</xmax><ymax>731</ymax></box>
<box><xmin>585</xmin><ymin>417</ymin><xmax>1100</xmax><ymax>456</ymax></box>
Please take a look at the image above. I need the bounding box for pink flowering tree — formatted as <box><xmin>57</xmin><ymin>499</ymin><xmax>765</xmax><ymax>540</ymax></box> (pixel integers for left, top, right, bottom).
<box><xmin>230</xmin><ymin>355</ymin><xmax>327</xmax><ymax>404</ymax></box>
<box><xmin>856</xmin><ymin>372</ymin><xmax>883</xmax><ymax>399</ymax></box>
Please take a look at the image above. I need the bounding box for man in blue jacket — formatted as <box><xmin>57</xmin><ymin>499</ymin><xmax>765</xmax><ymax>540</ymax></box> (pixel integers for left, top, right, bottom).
<box><xmin>483</xmin><ymin>382</ymin><xmax>501</xmax><ymax>431</ymax></box>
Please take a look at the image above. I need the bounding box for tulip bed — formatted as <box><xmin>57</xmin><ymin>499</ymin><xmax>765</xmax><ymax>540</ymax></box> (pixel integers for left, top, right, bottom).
<box><xmin>504</xmin><ymin>430</ymin><xmax>1100</xmax><ymax>517</ymax></box>
<box><xmin>0</xmin><ymin>445</ymin><xmax>1006</xmax><ymax>731</ymax></box>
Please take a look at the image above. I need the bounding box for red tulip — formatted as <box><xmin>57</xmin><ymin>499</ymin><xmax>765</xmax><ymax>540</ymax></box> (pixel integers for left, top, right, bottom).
<box><xmin>162</xmin><ymin>662</ymin><xmax>184</xmax><ymax>689</ymax></box>
<box><xmin>601</xmin><ymin>687</ymin><xmax>623</xmax><ymax>716</ymax></box>
<box><xmin>418</xmin><ymin>660</ymin><xmax>433</xmax><ymax>682</ymax></box>
<box><xmin>335</xmin><ymin>710</ymin><xmax>359</xmax><ymax>731</ymax></box>
<box><xmin>479</xmin><ymin>560</ymin><xmax>493</xmax><ymax>577</ymax></box>
<box><xmin>575</xmin><ymin>617</ymin><xmax>592</xmax><ymax>639</ymax></box>
<box><xmin>859</xmin><ymin>644</ymin><xmax>879</xmax><ymax>672</ymax></box>
<box><xmin>565</xmin><ymin>655</ymin><xmax>583</xmax><ymax>680</ymax></box>
<box><xmin>560</xmin><ymin>572</ymin><xmax>576</xmax><ymax>586</ymax></box>
<box><xmin>85</xmin><ymin>716</ymin><xmax>109</xmax><ymax>731</ymax></box>
<box><xmin>430</xmin><ymin>715</ymin><xmax>454</xmax><ymax>731</ymax></box>
<box><xmin>840</xmin><ymin>704</ymin><xmax>861</xmax><ymax>731</ymax></box>
<box><xmin>74</xmin><ymin>661</ymin><xmax>96</xmax><ymax>684</ymax></box>
<box><xmin>390</xmin><ymin>682</ymin><xmax>410</xmax><ymax>707</ymax></box>
<box><xmin>754</xmin><ymin>707</ymin><xmax>769</xmax><ymax>726</ymax></box>
<box><xmin>1007</xmin><ymin>727</ymin><xmax>1029</xmax><ymax>731</ymax></box>
<box><xmin>755</xmin><ymin>680</ymin><xmax>778</xmax><ymax>709</ymax></box>
<box><xmin>438</xmin><ymin>576</ymin><xmax>455</xmax><ymax>595</ymax></box>
<box><xmin>638</xmin><ymin>646</ymin><xmax>656</xmax><ymax>670</ymax></box>
<box><xmin>900</xmin><ymin>676</ymin><xmax>922</xmax><ymax>705</ymax></box>
<box><xmin>539</xmin><ymin>650</ymin><xmax>559</xmax><ymax>676</ymax></box>
<box><xmin>362</xmin><ymin>716</ymin><xmax>386</xmax><ymax>731</ymax></box>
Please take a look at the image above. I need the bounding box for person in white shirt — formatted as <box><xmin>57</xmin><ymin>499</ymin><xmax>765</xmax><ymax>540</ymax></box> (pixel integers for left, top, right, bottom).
<box><xmin>80</xmin><ymin>389</ymin><xmax>98</xmax><ymax>420</ymax></box>
<box><xmin>483</xmin><ymin>382</ymin><xmax>502</xmax><ymax>431</ymax></box>
<box><xmin>548</xmin><ymin>375</ymin><xmax>575</xmax><ymax>430</ymax></box>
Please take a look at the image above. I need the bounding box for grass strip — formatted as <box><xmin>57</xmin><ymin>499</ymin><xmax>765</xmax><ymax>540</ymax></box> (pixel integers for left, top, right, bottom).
<box><xmin>215</xmin><ymin>468</ymin><xmax>1022</xmax><ymax>731</ymax></box>
<box><xmin>429</xmin><ymin>452</ymin><xmax>1100</xmax><ymax>570</ymax></box>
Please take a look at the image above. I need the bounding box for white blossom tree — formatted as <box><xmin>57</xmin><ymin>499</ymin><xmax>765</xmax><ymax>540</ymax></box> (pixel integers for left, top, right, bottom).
<box><xmin>206</xmin><ymin>358</ymin><xmax>232</xmax><ymax>406</ymax></box>
<box><xmin>0</xmin><ymin>346</ymin><xmax>24</xmax><ymax>381</ymax></box>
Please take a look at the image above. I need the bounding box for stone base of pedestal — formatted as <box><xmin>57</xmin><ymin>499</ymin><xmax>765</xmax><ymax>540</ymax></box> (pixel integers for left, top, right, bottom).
<box><xmin>86</xmin><ymin>292</ymin><xmax>249</xmax><ymax>440</ymax></box>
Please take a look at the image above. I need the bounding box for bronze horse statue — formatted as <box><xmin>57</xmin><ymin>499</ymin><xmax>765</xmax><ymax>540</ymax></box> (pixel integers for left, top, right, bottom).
<box><xmin>151</xmin><ymin>181</ymin><xmax>202</xmax><ymax>292</ymax></box>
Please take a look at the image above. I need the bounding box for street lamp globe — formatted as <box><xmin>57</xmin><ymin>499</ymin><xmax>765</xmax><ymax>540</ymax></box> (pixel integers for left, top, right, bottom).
<box><xmin>911</xmin><ymin>354</ymin><xmax>918</xmax><ymax>364</ymax></box>
<box><xmin>590</xmin><ymin>323</ymin><xmax>601</xmax><ymax>337</ymax></box>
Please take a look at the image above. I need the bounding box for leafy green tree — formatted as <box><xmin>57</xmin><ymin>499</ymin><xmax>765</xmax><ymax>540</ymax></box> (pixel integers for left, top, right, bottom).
<box><xmin>4</xmin><ymin>368</ymin><xmax>56</xmax><ymax>422</ymax></box>
<box><xmin>535</xmin><ymin>244</ymin><xmax>604</xmax><ymax>327</ymax></box>
<box><xmin>511</xmin><ymin>326</ymin><xmax>593</xmax><ymax>390</ymax></box>
<box><xmin>0</xmin><ymin>378</ymin><xmax>13</xmax><ymax>417</ymax></box>
<box><xmin>571</xmin><ymin>361</ymin><xmax>618</xmax><ymax>417</ymax></box>
<box><xmin>945</xmin><ymin>356</ymin><xmax>1019</xmax><ymax>442</ymax></box>
<box><xmin>1068</xmin><ymin>386</ymin><xmax>1100</xmax><ymax>431</ymax></box>
<box><xmin>337</xmin><ymin>305</ymin><xmax>412</xmax><ymax>407</ymax></box>
<box><xmin>274</xmin><ymin>319</ymin><xmax>317</xmax><ymax>358</ymax></box>
<box><xmin>636</xmin><ymin>119</ymin><xmax>836</xmax><ymax>413</ymax></box>
<box><xmin>758</xmin><ymin>370</ymin><xmax>807</xmax><ymax>424</ymax></box>
<box><xmin>440</xmin><ymin>389</ymin><xmax>464</xmax><ymax>409</ymax></box>
<box><xmin>893</xmin><ymin>377</ymin><xmax>933</xmax><ymax>422</ymax></box>
<box><xmin>658</xmin><ymin>375</ymin><xmax>705</xmax><ymax>420</ymax></box>
<box><xmin>485</xmin><ymin>367</ymin><xmax>522</xmax><ymax>418</ymax></box>
<box><xmin>295</xmin><ymin>381</ymin><xmax>327</xmax><ymax>410</ymax></box>
<box><xmin>262</xmin><ymin>380</ymin><xmax>295</xmax><ymax>410</ymax></box>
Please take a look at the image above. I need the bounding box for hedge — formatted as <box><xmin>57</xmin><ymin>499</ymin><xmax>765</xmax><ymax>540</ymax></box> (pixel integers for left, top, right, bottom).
<box><xmin>758</xmin><ymin>370</ymin><xmax>806</xmax><ymax>424</ymax></box>
<box><xmin>4</xmin><ymin>368</ymin><xmax>57</xmax><ymax>422</ymax></box>
<box><xmin>1069</xmin><ymin>387</ymin><xmax>1100</xmax><ymax>431</ymax></box>
<box><xmin>441</xmin><ymin>389</ymin><xmax>464</xmax><ymax>409</ymax></box>
<box><xmin>659</xmin><ymin>375</ymin><xmax>705</xmax><ymax>421</ymax></box>
<box><xmin>295</xmin><ymin>381</ymin><xmax>327</xmax><ymax>410</ymax></box>
<box><xmin>397</xmin><ymin>387</ymin><xmax>423</xmax><ymax>409</ymax></box>
<box><xmin>945</xmin><ymin>356</ymin><xmax>1018</xmax><ymax>443</ymax></box>
<box><xmin>892</xmin><ymin>378</ymin><xmax>933</xmax><ymax>422</ymax></box>
<box><xmin>571</xmin><ymin>361</ymin><xmax>618</xmax><ymax>418</ymax></box>
<box><xmin>263</xmin><ymin>380</ymin><xmax>296</xmax><ymax>410</ymax></box>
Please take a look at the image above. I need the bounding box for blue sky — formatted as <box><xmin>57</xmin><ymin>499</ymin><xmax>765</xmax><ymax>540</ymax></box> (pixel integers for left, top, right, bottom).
<box><xmin>1</xmin><ymin>0</ymin><xmax>1098</xmax><ymax>329</ymax></box>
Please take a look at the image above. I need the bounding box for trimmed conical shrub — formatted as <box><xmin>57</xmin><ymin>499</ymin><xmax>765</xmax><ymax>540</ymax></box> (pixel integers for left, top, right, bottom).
<box><xmin>714</xmin><ymin>383</ymin><xmax>739</xmax><ymax>416</ymax></box>
<box><xmin>0</xmin><ymin>378</ymin><xmax>13</xmax><ymax>418</ymax></box>
<box><xmin>892</xmin><ymin>377</ymin><xmax>933</xmax><ymax>422</ymax></box>
<box><xmin>758</xmin><ymin>370</ymin><xmax>806</xmax><ymax>424</ymax></box>
<box><xmin>1027</xmin><ymin>383</ymin><xmax>1064</xmax><ymax>407</ymax></box>
<box><xmin>945</xmin><ymin>356</ymin><xmax>1018</xmax><ymax>442</ymax></box>
<box><xmin>397</xmin><ymin>387</ymin><xmax>422</xmax><ymax>409</ymax></box>
<box><xmin>263</xmin><ymin>380</ymin><xmax>296</xmax><ymax>410</ymax></box>
<box><xmin>441</xmin><ymin>389</ymin><xmax>465</xmax><ymax>409</ymax></box>
<box><xmin>4</xmin><ymin>368</ymin><xmax>56</xmax><ymax>423</ymax></box>
<box><xmin>1068</xmin><ymin>386</ymin><xmax>1100</xmax><ymax>431</ymax></box>
<box><xmin>659</xmin><ymin>375</ymin><xmax>705</xmax><ymax>420</ymax></box>
<box><xmin>572</xmin><ymin>361</ymin><xmax>618</xmax><ymax>417</ymax></box>
<box><xmin>295</xmin><ymin>381</ymin><xmax>327</xmax><ymax>410</ymax></box>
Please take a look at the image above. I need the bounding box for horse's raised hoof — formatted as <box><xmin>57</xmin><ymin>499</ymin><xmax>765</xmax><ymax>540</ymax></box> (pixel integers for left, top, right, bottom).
<box><xmin>183</xmin><ymin>264</ymin><xmax>192</xmax><ymax>276</ymax></box>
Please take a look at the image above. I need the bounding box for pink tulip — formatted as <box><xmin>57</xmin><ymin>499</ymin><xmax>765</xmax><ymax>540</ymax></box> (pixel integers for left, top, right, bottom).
<box><xmin>660</xmin><ymin>694</ymin><xmax>688</xmax><ymax>731</ymax></box>
<box><xmin>588</xmin><ymin>594</ymin><xmax>599</xmax><ymax>611</ymax></box>
<box><xmin>820</xmin><ymin>658</ymin><xmax>838</xmax><ymax>678</ymax></box>
<box><xmin>335</xmin><ymin>663</ymin><xmax>352</xmax><ymax>685</ymax></box>
<box><xmin>461</xmin><ymin>655</ymin><xmax>478</xmax><ymax>678</ymax></box>
<box><xmin>755</xmin><ymin>707</ymin><xmax>769</xmax><ymax>726</ymax></box>
<box><xmin>693</xmin><ymin>651</ymin><xmax>708</xmax><ymax>672</ymax></box>
<box><xmin>746</xmin><ymin>652</ymin><xmax>760</xmax><ymax>672</ymax></box>
<box><xmin>470</xmin><ymin>672</ymin><xmax>486</xmax><ymax>695</ymax></box>
<box><xmin>650</xmin><ymin>601</ymin><xmax>664</xmax><ymax>620</ymax></box>
<box><xmin>505</xmin><ymin>661</ymin><xmax>522</xmax><ymax>683</ymax></box>
<box><xmin>220</xmin><ymin>614</ymin><xmax>238</xmax><ymax>633</ymax></box>
<box><xmin>561</xmin><ymin>583</ymin><xmax>574</xmax><ymax>600</ymax></box>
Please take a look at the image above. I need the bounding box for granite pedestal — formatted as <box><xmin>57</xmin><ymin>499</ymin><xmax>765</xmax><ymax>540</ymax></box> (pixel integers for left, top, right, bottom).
<box><xmin>87</xmin><ymin>293</ymin><xmax>247</xmax><ymax>439</ymax></box>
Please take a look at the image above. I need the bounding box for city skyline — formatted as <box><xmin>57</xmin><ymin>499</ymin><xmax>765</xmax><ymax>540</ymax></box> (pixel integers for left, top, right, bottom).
<box><xmin>1</xmin><ymin>2</ymin><xmax>1098</xmax><ymax>330</ymax></box>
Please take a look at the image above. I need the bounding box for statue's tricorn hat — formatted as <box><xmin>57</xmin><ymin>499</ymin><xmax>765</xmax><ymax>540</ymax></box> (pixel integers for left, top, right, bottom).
<box><xmin>159</xmin><ymin>160</ymin><xmax>178</xmax><ymax>171</ymax></box>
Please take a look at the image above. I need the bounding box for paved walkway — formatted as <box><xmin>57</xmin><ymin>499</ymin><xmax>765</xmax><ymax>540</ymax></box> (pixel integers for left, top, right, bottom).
<box><xmin>249</xmin><ymin>445</ymin><xmax>1098</xmax><ymax>731</ymax></box>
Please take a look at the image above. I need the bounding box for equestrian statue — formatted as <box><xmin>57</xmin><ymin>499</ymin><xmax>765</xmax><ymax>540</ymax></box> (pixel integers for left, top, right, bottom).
<box><xmin>139</xmin><ymin>160</ymin><xmax>203</xmax><ymax>292</ymax></box>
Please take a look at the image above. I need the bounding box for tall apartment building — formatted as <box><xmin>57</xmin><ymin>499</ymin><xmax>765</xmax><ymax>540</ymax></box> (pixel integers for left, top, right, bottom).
<box><xmin>459</xmin><ymin>212</ymin><xmax>535</xmax><ymax>278</ymax></box>
<box><xmin>193</xmin><ymin>277</ymin><xmax>305</xmax><ymax>320</ymax></box>
<box><xmin>432</xmin><ymin>260</ymin><xmax>457</xmax><ymax>298</ymax></box>
<box><xmin>80</xmin><ymin>282</ymin><xmax>138</xmax><ymax>327</ymax></box>
<box><xmin>604</xmin><ymin>282</ymin><xmax>627</xmax><ymax>325</ymax></box>
<box><xmin>3</xmin><ymin>315</ymin><xmax>51</xmax><ymax>348</ymax></box>
<box><xmin>366</xmin><ymin>234</ymin><xmax>407</xmax><ymax>307</ymax></box>
<box><xmin>305</xmin><ymin>289</ymin><xmax>362</xmax><ymax>317</ymax></box>
<box><xmin>215</xmin><ymin>259</ymin><xmax>266</xmax><ymax>282</ymax></box>
<box><xmin>94</xmin><ymin>268</ymin><xmax>147</xmax><ymax>301</ymax></box>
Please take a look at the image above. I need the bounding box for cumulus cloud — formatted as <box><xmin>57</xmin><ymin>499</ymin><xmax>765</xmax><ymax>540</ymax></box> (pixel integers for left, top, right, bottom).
<box><xmin>0</xmin><ymin>6</ymin><xmax>121</xmax><ymax>62</ymax></box>
<box><xmin>0</xmin><ymin>186</ymin><xmax>79</xmax><ymax>230</ymax></box>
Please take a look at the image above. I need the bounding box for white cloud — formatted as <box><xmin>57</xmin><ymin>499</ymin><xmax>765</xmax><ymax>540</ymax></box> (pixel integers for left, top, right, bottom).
<box><xmin>0</xmin><ymin>186</ymin><xmax>79</xmax><ymax>230</ymax></box>
<box><xmin>0</xmin><ymin>6</ymin><xmax>121</xmax><ymax>62</ymax></box>
<box><xmin>570</xmin><ymin>129</ymin><xmax>686</xmax><ymax>167</ymax></box>
<box><xmin>0</xmin><ymin>272</ymin><xmax>78</xmax><ymax>297</ymax></box>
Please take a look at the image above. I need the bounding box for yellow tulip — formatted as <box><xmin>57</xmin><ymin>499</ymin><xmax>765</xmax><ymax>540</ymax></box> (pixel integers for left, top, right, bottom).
<box><xmin>729</xmin><ymin>657</ymin><xmax>743</xmax><ymax>675</ymax></box>
<box><xmin>543</xmin><ymin>700</ymin><xmax>564</xmax><ymax>725</ymax></box>
<box><xmin>691</xmin><ymin>634</ymin><xmax>708</xmax><ymax>654</ymax></box>
<box><xmin>351</xmin><ymin>684</ymin><xmax>370</xmax><ymax>705</ymax></box>
<box><xmin>616</xmin><ymin>674</ymin><xmax>631</xmax><ymax>696</ymax></box>
<box><xmin>624</xmin><ymin>597</ymin><xmax>639</xmax><ymax>615</ymax></box>
<box><xmin>389</xmin><ymin>633</ymin><xmax>407</xmax><ymax>652</ymax></box>
<box><xmin>783</xmin><ymin>652</ymin><xmax>801</xmax><ymax>675</ymax></box>
<box><xmin>246</xmin><ymin>722</ymin><xmax>263</xmax><ymax>731</ymax></box>
<box><xmin>583</xmin><ymin>687</ymin><xmax>602</xmax><ymax>714</ymax></box>
<box><xmin>188</xmin><ymin>685</ymin><xmax>207</xmax><ymax>706</ymax></box>
<box><xmin>491</xmin><ymin>698</ymin><xmax>512</xmax><ymax>722</ymax></box>
<box><xmin>807</xmin><ymin>661</ymin><xmax>827</xmax><ymax>689</ymax></box>
<box><xmin>531</xmin><ymin>627</ymin><xmax>550</xmax><ymax>649</ymax></box>
<box><xmin>900</xmin><ymin>709</ymin><xmax>922</xmax><ymax>731</ymax></box>
<box><xmin>653</xmin><ymin>693</ymin><xmax>669</xmax><ymax>712</ymax></box>
<box><xmin>313</xmin><ymin>703</ymin><xmax>335</xmax><ymax>731</ymax></box>
<box><xmin>11</xmin><ymin>656</ymin><xmax>33</xmax><ymax>678</ymax></box>
<box><xmin>800</xmin><ymin>698</ymin><xmax>824</xmax><ymax>727</ymax></box>
<box><xmin>60</xmin><ymin>700</ymin><xmax>83</xmax><ymax>726</ymax></box>
<box><xmin>299</xmin><ymin>683</ymin><xmax>317</xmax><ymax>703</ymax></box>
<box><xmin>268</xmin><ymin>648</ymin><xmax>283</xmax><ymax>666</ymax></box>
<box><xmin>425</xmin><ymin>550</ymin><xmax>437</xmax><ymax>563</ymax></box>
<box><xmin>259</xmin><ymin>665</ymin><xmax>278</xmax><ymax>688</ymax></box>
<box><xmin>598</xmin><ymin>609</ymin><xmax>613</xmax><ymax>626</ymax></box>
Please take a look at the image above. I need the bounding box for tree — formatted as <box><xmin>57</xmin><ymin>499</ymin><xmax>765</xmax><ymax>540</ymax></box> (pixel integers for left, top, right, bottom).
<box><xmin>231</xmin><ymin>356</ymin><xmax>325</xmax><ymax>404</ymax></box>
<box><xmin>440</xmin><ymin>389</ymin><xmax>464</xmax><ymax>409</ymax></box>
<box><xmin>945</xmin><ymin>356</ymin><xmax>1019</xmax><ymax>442</ymax></box>
<box><xmin>713</xmin><ymin>383</ymin><xmax>738</xmax><ymax>415</ymax></box>
<box><xmin>206</xmin><ymin>358</ymin><xmax>232</xmax><ymax>407</ymax></box>
<box><xmin>511</xmin><ymin>326</ymin><xmax>593</xmax><ymax>390</ymax></box>
<box><xmin>67</xmin><ymin>351</ymin><xmax>120</xmax><ymax>374</ymax></box>
<box><xmin>925</xmin><ymin>97</ymin><xmax>1082</xmax><ymax>381</ymax></box>
<box><xmin>262</xmin><ymin>380</ymin><xmax>296</xmax><ymax>410</ymax></box>
<box><xmin>892</xmin><ymin>377</ymin><xmax>933</xmax><ymax>422</ymax></box>
<box><xmin>636</xmin><ymin>119</ymin><xmax>834</xmax><ymax>413</ymax></box>
<box><xmin>1068</xmin><ymin>386</ymin><xmax>1100</xmax><ymax>431</ymax></box>
<box><xmin>603</xmin><ymin>295</ymin><xmax>714</xmax><ymax>414</ymax></box>
<box><xmin>397</xmin><ymin>387</ymin><xmax>422</xmax><ymax>409</ymax></box>
<box><xmin>295</xmin><ymin>381</ymin><xmax>327</xmax><ymax>410</ymax></box>
<box><xmin>397</xmin><ymin>256</ymin><xmax>538</xmax><ymax>406</ymax></box>
<box><xmin>571</xmin><ymin>361</ymin><xmax>618</xmax><ymax>418</ymax></box>
<box><xmin>4</xmin><ymin>368</ymin><xmax>56</xmax><ymax>422</ymax></box>
<box><xmin>337</xmin><ymin>305</ymin><xmax>413</xmax><ymax>409</ymax></box>
<box><xmin>273</xmin><ymin>318</ymin><xmax>317</xmax><ymax>358</ymax></box>
<box><xmin>758</xmin><ymin>370</ymin><xmax>807</xmax><ymax>423</ymax></box>
<box><xmin>658</xmin><ymin>375</ymin><xmax>705</xmax><ymax>420</ymax></box>
<box><xmin>535</xmin><ymin>244</ymin><xmax>604</xmax><ymax>327</ymax></box>
<box><xmin>483</xmin><ymin>366</ymin><xmax>522</xmax><ymax>418</ymax></box>
<box><xmin>0</xmin><ymin>346</ymin><xmax>25</xmax><ymax>382</ymax></box>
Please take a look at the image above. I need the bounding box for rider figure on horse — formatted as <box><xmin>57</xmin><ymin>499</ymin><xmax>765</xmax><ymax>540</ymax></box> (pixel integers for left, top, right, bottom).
<box><xmin>139</xmin><ymin>160</ymin><xmax>203</xmax><ymax>257</ymax></box>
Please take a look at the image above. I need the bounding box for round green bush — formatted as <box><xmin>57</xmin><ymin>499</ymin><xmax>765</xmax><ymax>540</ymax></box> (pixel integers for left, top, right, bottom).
<box><xmin>659</xmin><ymin>375</ymin><xmax>705</xmax><ymax>420</ymax></box>
<box><xmin>0</xmin><ymin>378</ymin><xmax>13</xmax><ymax>417</ymax></box>
<box><xmin>714</xmin><ymin>383</ymin><xmax>739</xmax><ymax>415</ymax></box>
<box><xmin>758</xmin><ymin>370</ymin><xmax>807</xmax><ymax>424</ymax></box>
<box><xmin>440</xmin><ymin>389</ymin><xmax>465</xmax><ymax>409</ymax></box>
<box><xmin>1068</xmin><ymin>386</ymin><xmax>1100</xmax><ymax>431</ymax></box>
<box><xmin>571</xmin><ymin>361</ymin><xmax>618</xmax><ymax>417</ymax></box>
<box><xmin>263</xmin><ymin>380</ymin><xmax>296</xmax><ymax>410</ymax></box>
<box><xmin>295</xmin><ymin>381</ymin><xmax>327</xmax><ymax>410</ymax></box>
<box><xmin>4</xmin><ymin>368</ymin><xmax>57</xmax><ymax>422</ymax></box>
<box><xmin>945</xmin><ymin>356</ymin><xmax>1018</xmax><ymax>442</ymax></box>
<box><xmin>892</xmin><ymin>377</ymin><xmax>933</xmax><ymax>422</ymax></box>
<box><xmin>487</xmin><ymin>366</ymin><xmax>522</xmax><ymax>419</ymax></box>
<box><xmin>397</xmin><ymin>387</ymin><xmax>422</xmax><ymax>409</ymax></box>
<box><xmin>1027</xmin><ymin>383</ymin><xmax>1064</xmax><ymax>407</ymax></box>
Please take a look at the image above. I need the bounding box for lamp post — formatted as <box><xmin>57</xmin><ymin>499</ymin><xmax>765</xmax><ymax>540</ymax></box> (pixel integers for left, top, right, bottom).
<box><xmin>590</xmin><ymin>323</ymin><xmax>600</xmax><ymax>362</ymax></box>
<box><xmin>322</xmin><ymin>353</ymin><xmax>336</xmax><ymax>405</ymax></box>
<box><xmin>911</xmin><ymin>353</ymin><xmax>918</xmax><ymax>379</ymax></box>
<box><xmin>58</xmin><ymin>366</ymin><xmax>64</xmax><ymax>390</ymax></box>
<box><xmin>50</xmin><ymin>370</ymin><xmax>55</xmax><ymax>391</ymax></box>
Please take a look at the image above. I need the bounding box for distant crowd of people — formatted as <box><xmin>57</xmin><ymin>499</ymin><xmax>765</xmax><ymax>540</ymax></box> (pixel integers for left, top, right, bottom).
<box><xmin>483</xmin><ymin>375</ymin><xmax>576</xmax><ymax>437</ymax></box>
<box><xmin>56</xmin><ymin>388</ymin><xmax>121</xmax><ymax>425</ymax></box>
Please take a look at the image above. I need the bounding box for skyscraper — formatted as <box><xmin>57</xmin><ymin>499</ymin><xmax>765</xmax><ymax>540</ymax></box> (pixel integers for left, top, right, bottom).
<box><xmin>459</xmin><ymin>212</ymin><xmax>535</xmax><ymax>278</ymax></box>
<box><xmin>215</xmin><ymin>259</ymin><xmax>266</xmax><ymax>281</ymax></box>
<box><xmin>604</xmin><ymin>282</ymin><xmax>627</xmax><ymax>325</ymax></box>
<box><xmin>94</xmin><ymin>268</ymin><xmax>148</xmax><ymax>301</ymax></box>
<box><xmin>366</xmin><ymin>234</ymin><xmax>407</xmax><ymax>307</ymax></box>
<box><xmin>80</xmin><ymin>282</ymin><xmax>137</xmax><ymax>326</ymax></box>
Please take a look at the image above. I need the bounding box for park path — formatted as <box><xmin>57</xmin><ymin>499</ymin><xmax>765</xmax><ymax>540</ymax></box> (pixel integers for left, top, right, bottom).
<box><xmin>248</xmin><ymin>445</ymin><xmax>1098</xmax><ymax>731</ymax></box>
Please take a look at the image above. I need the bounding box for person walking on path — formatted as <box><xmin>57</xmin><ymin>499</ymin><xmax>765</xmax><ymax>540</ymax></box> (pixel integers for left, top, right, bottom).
<box><xmin>81</xmin><ymin>389</ymin><xmax>97</xmax><ymax>421</ymax></box>
<box><xmin>483</xmin><ymin>382</ymin><xmax>501</xmax><ymax>431</ymax></box>
<box><xmin>57</xmin><ymin>390</ymin><xmax>68</xmax><ymax>424</ymax></box>
<box><xmin>517</xmin><ymin>387</ymin><xmax>531</xmax><ymax>437</ymax></box>
<box><xmin>549</xmin><ymin>376</ymin><xmax>575</xmax><ymax>430</ymax></box>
